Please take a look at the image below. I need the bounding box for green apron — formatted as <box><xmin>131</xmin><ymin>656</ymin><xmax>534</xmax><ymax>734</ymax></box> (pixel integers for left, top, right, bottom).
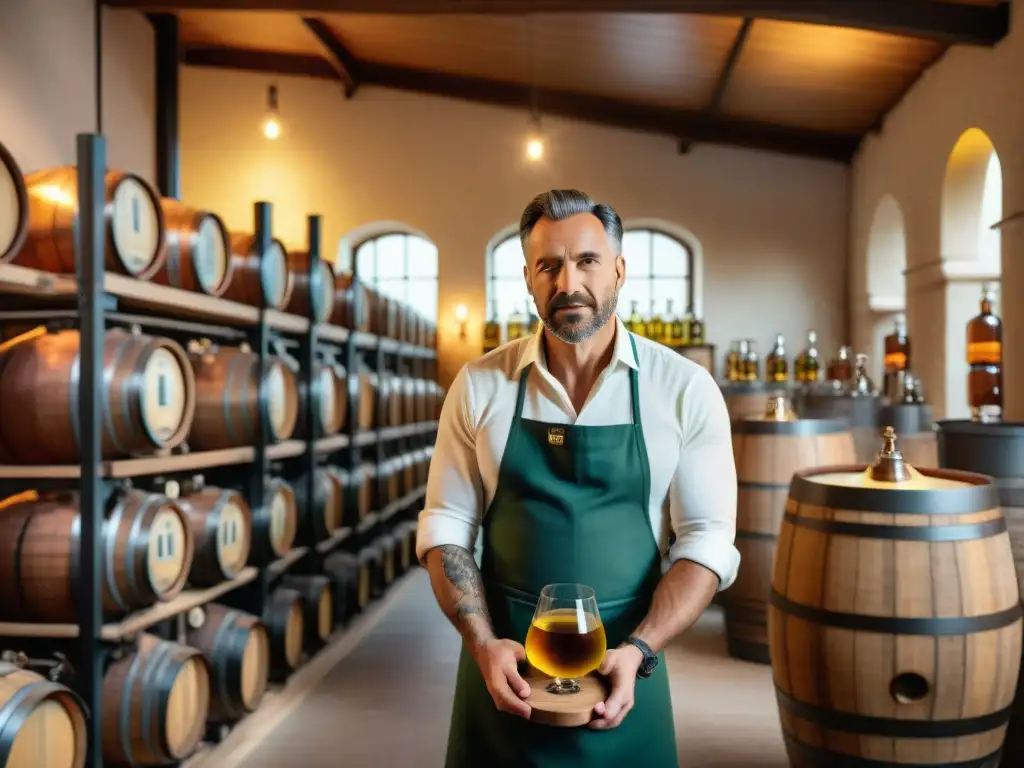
<box><xmin>445</xmin><ymin>333</ymin><xmax>678</xmax><ymax>768</ymax></box>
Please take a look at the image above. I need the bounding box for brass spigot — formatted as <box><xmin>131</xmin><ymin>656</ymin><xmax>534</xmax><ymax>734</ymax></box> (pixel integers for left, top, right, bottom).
<box><xmin>870</xmin><ymin>426</ymin><xmax>911</xmax><ymax>482</ymax></box>
<box><xmin>765</xmin><ymin>396</ymin><xmax>791</xmax><ymax>421</ymax></box>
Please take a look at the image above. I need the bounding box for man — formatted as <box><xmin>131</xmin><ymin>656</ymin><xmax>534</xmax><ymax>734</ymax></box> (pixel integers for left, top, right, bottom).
<box><xmin>417</xmin><ymin>189</ymin><xmax>740</xmax><ymax>767</ymax></box>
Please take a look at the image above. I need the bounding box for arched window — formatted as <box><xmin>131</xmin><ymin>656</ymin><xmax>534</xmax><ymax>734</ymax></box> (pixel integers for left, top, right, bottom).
<box><xmin>487</xmin><ymin>228</ymin><xmax>694</xmax><ymax>323</ymax></box>
<box><xmin>354</xmin><ymin>232</ymin><xmax>438</xmax><ymax>320</ymax></box>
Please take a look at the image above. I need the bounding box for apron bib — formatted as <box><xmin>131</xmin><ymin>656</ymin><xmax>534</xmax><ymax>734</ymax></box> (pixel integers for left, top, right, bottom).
<box><xmin>445</xmin><ymin>333</ymin><xmax>678</xmax><ymax>768</ymax></box>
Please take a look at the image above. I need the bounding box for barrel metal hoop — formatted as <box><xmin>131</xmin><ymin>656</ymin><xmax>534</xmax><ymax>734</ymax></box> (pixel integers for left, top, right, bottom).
<box><xmin>789</xmin><ymin>469</ymin><xmax>999</xmax><ymax>514</ymax></box>
<box><xmin>211</xmin><ymin>609</ymin><xmax>242</xmax><ymax>717</ymax></box>
<box><xmin>13</xmin><ymin>511</ymin><xmax>35</xmax><ymax>619</ymax></box>
<box><xmin>0</xmin><ymin>682</ymin><xmax>69</xmax><ymax>764</ymax></box>
<box><xmin>776</xmin><ymin>689</ymin><xmax>1013</xmax><ymax>739</ymax></box>
<box><xmin>783</xmin><ymin>734</ymin><xmax>1002</xmax><ymax>767</ymax></box>
<box><xmin>120</xmin><ymin>649</ymin><xmax>145</xmax><ymax>766</ymax></box>
<box><xmin>143</xmin><ymin>640</ymin><xmax>176</xmax><ymax>759</ymax></box>
<box><xmin>105</xmin><ymin>334</ymin><xmax>133</xmax><ymax>456</ymax></box>
<box><xmin>223</xmin><ymin>615</ymin><xmax>256</xmax><ymax>718</ymax></box>
<box><xmin>735</xmin><ymin>418</ymin><xmax>850</xmax><ymax>435</ymax></box>
<box><xmin>782</xmin><ymin>513</ymin><xmax>1008</xmax><ymax>541</ymax></box>
<box><xmin>127</xmin><ymin>495</ymin><xmax>155</xmax><ymax>602</ymax></box>
<box><xmin>69</xmin><ymin>350</ymin><xmax>82</xmax><ymax>453</ymax></box>
<box><xmin>105</xmin><ymin>500</ymin><xmax>129</xmax><ymax>611</ymax></box>
<box><xmin>738</xmin><ymin>481</ymin><xmax>791</xmax><ymax>491</ymax></box>
<box><xmin>736</xmin><ymin>530</ymin><xmax>778</xmax><ymax>541</ymax></box>
<box><xmin>770</xmin><ymin>590</ymin><xmax>1023</xmax><ymax>635</ymax></box>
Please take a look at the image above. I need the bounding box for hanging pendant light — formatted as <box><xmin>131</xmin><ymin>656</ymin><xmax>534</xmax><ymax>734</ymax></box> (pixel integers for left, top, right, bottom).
<box><xmin>263</xmin><ymin>84</ymin><xmax>281</xmax><ymax>141</ymax></box>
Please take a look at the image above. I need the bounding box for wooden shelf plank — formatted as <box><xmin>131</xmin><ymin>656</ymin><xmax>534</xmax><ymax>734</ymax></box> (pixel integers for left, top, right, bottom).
<box><xmin>105</xmin><ymin>273</ymin><xmax>259</xmax><ymax>326</ymax></box>
<box><xmin>353</xmin><ymin>431</ymin><xmax>377</xmax><ymax>447</ymax></box>
<box><xmin>266</xmin><ymin>546</ymin><xmax>309</xmax><ymax>577</ymax></box>
<box><xmin>0</xmin><ymin>464</ymin><xmax>80</xmax><ymax>479</ymax></box>
<box><xmin>381</xmin><ymin>486</ymin><xmax>426</xmax><ymax>523</ymax></box>
<box><xmin>0</xmin><ymin>264</ymin><xmax>77</xmax><ymax>296</ymax></box>
<box><xmin>105</xmin><ymin>447</ymin><xmax>254</xmax><ymax>478</ymax></box>
<box><xmin>265</xmin><ymin>310</ymin><xmax>308</xmax><ymax>334</ymax></box>
<box><xmin>314</xmin><ymin>526</ymin><xmax>352</xmax><ymax>554</ymax></box>
<box><xmin>267</xmin><ymin>440</ymin><xmax>307</xmax><ymax>460</ymax></box>
<box><xmin>316</xmin><ymin>324</ymin><xmax>349</xmax><ymax>344</ymax></box>
<box><xmin>315</xmin><ymin>434</ymin><xmax>350</xmax><ymax>453</ymax></box>
<box><xmin>0</xmin><ymin>567</ymin><xmax>259</xmax><ymax>639</ymax></box>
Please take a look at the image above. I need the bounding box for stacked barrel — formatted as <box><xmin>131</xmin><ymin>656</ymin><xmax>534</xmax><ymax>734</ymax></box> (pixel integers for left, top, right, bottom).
<box><xmin>0</xmin><ymin>140</ymin><xmax>437</xmax><ymax>767</ymax></box>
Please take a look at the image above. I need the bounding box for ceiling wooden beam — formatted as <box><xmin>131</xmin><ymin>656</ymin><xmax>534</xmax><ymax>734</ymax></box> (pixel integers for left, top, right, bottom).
<box><xmin>180</xmin><ymin>45</ymin><xmax>861</xmax><ymax>162</ymax></box>
<box><xmin>681</xmin><ymin>17</ymin><xmax>751</xmax><ymax>153</ymax></box>
<box><xmin>105</xmin><ymin>0</ymin><xmax>1009</xmax><ymax>45</ymax></box>
<box><xmin>301</xmin><ymin>17</ymin><xmax>360</xmax><ymax>96</ymax></box>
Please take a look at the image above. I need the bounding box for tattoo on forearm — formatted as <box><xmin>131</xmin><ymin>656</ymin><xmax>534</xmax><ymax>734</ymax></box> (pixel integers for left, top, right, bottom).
<box><xmin>438</xmin><ymin>544</ymin><xmax>488</xmax><ymax>620</ymax></box>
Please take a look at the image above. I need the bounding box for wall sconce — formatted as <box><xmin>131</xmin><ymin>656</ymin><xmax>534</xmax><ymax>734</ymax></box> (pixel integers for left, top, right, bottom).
<box><xmin>454</xmin><ymin>304</ymin><xmax>469</xmax><ymax>339</ymax></box>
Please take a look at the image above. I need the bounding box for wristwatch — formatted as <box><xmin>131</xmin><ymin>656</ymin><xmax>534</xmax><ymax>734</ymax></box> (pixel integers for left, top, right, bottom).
<box><xmin>622</xmin><ymin>636</ymin><xmax>658</xmax><ymax>679</ymax></box>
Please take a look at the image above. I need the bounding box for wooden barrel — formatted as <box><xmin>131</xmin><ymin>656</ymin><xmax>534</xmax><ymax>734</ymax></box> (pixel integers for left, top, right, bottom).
<box><xmin>414</xmin><ymin>379</ymin><xmax>428</xmax><ymax>423</ymax></box>
<box><xmin>357</xmin><ymin>367</ymin><xmax>377</xmax><ymax>431</ymax></box>
<box><xmin>396</xmin><ymin>522</ymin><xmax>416</xmax><ymax>575</ymax></box>
<box><xmin>400</xmin><ymin>453</ymin><xmax>416</xmax><ymax>494</ymax></box>
<box><xmin>720</xmin><ymin>381</ymin><xmax>789</xmax><ymax>424</ymax></box>
<box><xmin>377</xmin><ymin>534</ymin><xmax>398</xmax><ymax>586</ymax></box>
<box><xmin>295</xmin><ymin>468</ymin><xmax>343</xmax><ymax>543</ymax></box>
<box><xmin>252</xmin><ymin>478</ymin><xmax>298</xmax><ymax>562</ymax></box>
<box><xmin>380</xmin><ymin>373</ymin><xmax>399</xmax><ymax>428</ymax></box>
<box><xmin>769</xmin><ymin>435</ymin><xmax>1022</xmax><ymax>767</ymax></box>
<box><xmin>294</xmin><ymin>362</ymin><xmax>342</xmax><ymax>439</ymax></box>
<box><xmin>0</xmin><ymin>141</ymin><xmax>29</xmax><ymax>264</ymax></box>
<box><xmin>19</xmin><ymin>167</ymin><xmax>167</xmax><ymax>279</ymax></box>
<box><xmin>185</xmin><ymin>603</ymin><xmax>269</xmax><ymax>724</ymax></box>
<box><xmin>880</xmin><ymin>403</ymin><xmax>937</xmax><ymax>467</ymax></box>
<box><xmin>0</xmin><ymin>489</ymin><xmax>193</xmax><ymax>621</ymax></box>
<box><xmin>329</xmin><ymin>361</ymin><xmax>349</xmax><ymax>434</ymax></box>
<box><xmin>402</xmin><ymin>377</ymin><xmax>417</xmax><ymax>424</ymax></box>
<box><xmin>323</xmin><ymin>552</ymin><xmax>360</xmax><ymax>624</ymax></box>
<box><xmin>935</xmin><ymin>420</ymin><xmax>1024</xmax><ymax>767</ymax></box>
<box><xmin>359</xmin><ymin>545</ymin><xmax>386</xmax><ymax>603</ymax></box>
<box><xmin>725</xmin><ymin>408</ymin><xmax>854</xmax><ymax>664</ymax></box>
<box><xmin>330</xmin><ymin>272</ymin><xmax>371</xmax><ymax>332</ymax></box>
<box><xmin>281</xmin><ymin>575</ymin><xmax>335</xmax><ymax>649</ymax></box>
<box><xmin>223</xmin><ymin>233</ymin><xmax>293</xmax><ymax>310</ymax></box>
<box><xmin>262</xmin><ymin>587</ymin><xmax>305</xmax><ymax>682</ymax></box>
<box><xmin>341</xmin><ymin>466</ymin><xmax>371</xmax><ymax>527</ymax></box>
<box><xmin>178</xmin><ymin>487</ymin><xmax>252</xmax><ymax>586</ymax></box>
<box><xmin>154</xmin><ymin>200</ymin><xmax>233</xmax><ymax>296</ymax></box>
<box><xmin>285</xmin><ymin>251</ymin><xmax>336</xmax><ymax>324</ymax></box>
<box><xmin>0</xmin><ymin>327</ymin><xmax>195</xmax><ymax>464</ymax></box>
<box><xmin>101</xmin><ymin>633</ymin><xmax>211</xmax><ymax>766</ymax></box>
<box><xmin>791</xmin><ymin>385</ymin><xmax>881</xmax><ymax>463</ymax></box>
<box><xmin>420</xmin><ymin>446</ymin><xmax>434</xmax><ymax>487</ymax></box>
<box><xmin>187</xmin><ymin>346</ymin><xmax>299</xmax><ymax>450</ymax></box>
<box><xmin>0</xmin><ymin>662</ymin><xmax>87</xmax><ymax>768</ymax></box>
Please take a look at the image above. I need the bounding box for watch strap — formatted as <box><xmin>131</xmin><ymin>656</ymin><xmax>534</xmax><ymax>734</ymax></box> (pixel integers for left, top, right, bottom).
<box><xmin>623</xmin><ymin>636</ymin><xmax>657</xmax><ymax>678</ymax></box>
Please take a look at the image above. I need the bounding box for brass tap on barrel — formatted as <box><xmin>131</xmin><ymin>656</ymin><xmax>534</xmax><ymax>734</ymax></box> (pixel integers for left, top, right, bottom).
<box><xmin>871</xmin><ymin>426</ymin><xmax>911</xmax><ymax>482</ymax></box>
<box><xmin>765</xmin><ymin>396</ymin><xmax>792</xmax><ymax>421</ymax></box>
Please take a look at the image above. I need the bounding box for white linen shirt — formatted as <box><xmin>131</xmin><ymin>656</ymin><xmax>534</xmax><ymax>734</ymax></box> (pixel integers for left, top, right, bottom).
<box><xmin>416</xmin><ymin>316</ymin><xmax>741</xmax><ymax>592</ymax></box>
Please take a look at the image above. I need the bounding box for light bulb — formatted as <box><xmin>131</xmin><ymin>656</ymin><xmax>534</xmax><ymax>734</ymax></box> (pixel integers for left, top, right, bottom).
<box><xmin>526</xmin><ymin>137</ymin><xmax>544</xmax><ymax>161</ymax></box>
<box><xmin>263</xmin><ymin>117</ymin><xmax>280</xmax><ymax>141</ymax></box>
<box><xmin>454</xmin><ymin>304</ymin><xmax>469</xmax><ymax>322</ymax></box>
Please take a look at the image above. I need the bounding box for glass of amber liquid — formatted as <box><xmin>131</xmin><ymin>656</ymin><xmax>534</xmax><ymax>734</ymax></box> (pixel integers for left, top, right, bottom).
<box><xmin>525</xmin><ymin>583</ymin><xmax>607</xmax><ymax>695</ymax></box>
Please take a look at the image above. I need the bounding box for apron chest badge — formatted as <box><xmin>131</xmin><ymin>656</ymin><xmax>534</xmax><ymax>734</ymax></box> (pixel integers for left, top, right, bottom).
<box><xmin>547</xmin><ymin>427</ymin><xmax>565</xmax><ymax>446</ymax></box>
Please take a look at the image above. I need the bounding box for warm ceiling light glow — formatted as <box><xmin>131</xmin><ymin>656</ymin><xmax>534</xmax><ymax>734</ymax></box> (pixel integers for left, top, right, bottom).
<box><xmin>263</xmin><ymin>118</ymin><xmax>281</xmax><ymax>140</ymax></box>
<box><xmin>526</xmin><ymin>137</ymin><xmax>544</xmax><ymax>161</ymax></box>
<box><xmin>454</xmin><ymin>304</ymin><xmax>469</xmax><ymax>322</ymax></box>
<box><xmin>263</xmin><ymin>83</ymin><xmax>281</xmax><ymax>141</ymax></box>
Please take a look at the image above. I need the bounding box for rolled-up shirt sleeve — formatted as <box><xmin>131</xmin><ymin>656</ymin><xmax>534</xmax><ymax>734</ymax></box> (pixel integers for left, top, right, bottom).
<box><xmin>667</xmin><ymin>368</ymin><xmax>741</xmax><ymax>591</ymax></box>
<box><xmin>416</xmin><ymin>365</ymin><xmax>484</xmax><ymax>562</ymax></box>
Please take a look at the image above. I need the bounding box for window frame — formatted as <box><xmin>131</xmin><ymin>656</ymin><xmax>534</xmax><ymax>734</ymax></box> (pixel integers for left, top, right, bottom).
<box><xmin>352</xmin><ymin>230</ymin><xmax>439</xmax><ymax>320</ymax></box>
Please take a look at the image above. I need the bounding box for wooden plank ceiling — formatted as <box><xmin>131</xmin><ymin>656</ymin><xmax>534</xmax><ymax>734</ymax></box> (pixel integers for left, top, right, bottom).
<box><xmin>105</xmin><ymin>0</ymin><xmax>1011</xmax><ymax>162</ymax></box>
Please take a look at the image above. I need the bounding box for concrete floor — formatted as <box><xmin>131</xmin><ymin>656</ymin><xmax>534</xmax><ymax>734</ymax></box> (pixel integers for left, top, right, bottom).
<box><xmin>240</xmin><ymin>569</ymin><xmax>789</xmax><ymax>768</ymax></box>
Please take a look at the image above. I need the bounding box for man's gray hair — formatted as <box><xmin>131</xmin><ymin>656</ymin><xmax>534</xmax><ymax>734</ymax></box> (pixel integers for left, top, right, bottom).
<box><xmin>518</xmin><ymin>189</ymin><xmax>623</xmax><ymax>255</ymax></box>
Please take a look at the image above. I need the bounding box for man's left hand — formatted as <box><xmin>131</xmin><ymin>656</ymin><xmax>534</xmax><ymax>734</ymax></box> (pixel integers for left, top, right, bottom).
<box><xmin>590</xmin><ymin>644</ymin><xmax>644</xmax><ymax>729</ymax></box>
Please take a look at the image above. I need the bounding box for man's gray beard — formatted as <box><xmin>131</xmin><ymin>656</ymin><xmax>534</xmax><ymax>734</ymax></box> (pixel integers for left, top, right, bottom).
<box><xmin>542</xmin><ymin>289</ymin><xmax>619</xmax><ymax>344</ymax></box>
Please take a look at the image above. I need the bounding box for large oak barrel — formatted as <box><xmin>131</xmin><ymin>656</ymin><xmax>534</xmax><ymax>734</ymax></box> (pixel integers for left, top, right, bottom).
<box><xmin>935</xmin><ymin>420</ymin><xmax>1024</xmax><ymax>767</ymax></box>
<box><xmin>187</xmin><ymin>346</ymin><xmax>299</xmax><ymax>450</ymax></box>
<box><xmin>19</xmin><ymin>167</ymin><xmax>166</xmax><ymax>279</ymax></box>
<box><xmin>178</xmin><ymin>488</ymin><xmax>252</xmax><ymax>586</ymax></box>
<box><xmin>0</xmin><ymin>141</ymin><xmax>29</xmax><ymax>264</ymax></box>
<box><xmin>253</xmin><ymin>477</ymin><xmax>299</xmax><ymax>562</ymax></box>
<box><xmin>285</xmin><ymin>251</ymin><xmax>335</xmax><ymax>324</ymax></box>
<box><xmin>101</xmin><ymin>633</ymin><xmax>210</xmax><ymax>766</ymax></box>
<box><xmin>0</xmin><ymin>489</ymin><xmax>193</xmax><ymax>621</ymax></box>
<box><xmin>355</xmin><ymin>367</ymin><xmax>377</xmax><ymax>431</ymax></box>
<box><xmin>185</xmin><ymin>603</ymin><xmax>269</xmax><ymax>724</ymax></box>
<box><xmin>294</xmin><ymin>362</ymin><xmax>342</xmax><ymax>439</ymax></box>
<box><xmin>154</xmin><ymin>200</ymin><xmax>233</xmax><ymax>296</ymax></box>
<box><xmin>791</xmin><ymin>384</ymin><xmax>881</xmax><ymax>462</ymax></box>
<box><xmin>329</xmin><ymin>361</ymin><xmax>349</xmax><ymax>434</ymax></box>
<box><xmin>0</xmin><ymin>662</ymin><xmax>87</xmax><ymax>768</ymax></box>
<box><xmin>323</xmin><ymin>552</ymin><xmax>360</xmax><ymax>624</ymax></box>
<box><xmin>295</xmin><ymin>468</ymin><xmax>343</xmax><ymax>543</ymax></box>
<box><xmin>769</xmin><ymin>431</ymin><xmax>1022</xmax><ymax>767</ymax></box>
<box><xmin>880</xmin><ymin>402</ymin><xmax>937</xmax><ymax>467</ymax></box>
<box><xmin>0</xmin><ymin>327</ymin><xmax>195</xmax><ymax>464</ymax></box>
<box><xmin>724</xmin><ymin>403</ymin><xmax>854</xmax><ymax>664</ymax></box>
<box><xmin>281</xmin><ymin>574</ymin><xmax>335</xmax><ymax>650</ymax></box>
<box><xmin>223</xmin><ymin>233</ymin><xmax>293</xmax><ymax>310</ymax></box>
<box><xmin>262</xmin><ymin>587</ymin><xmax>306</xmax><ymax>682</ymax></box>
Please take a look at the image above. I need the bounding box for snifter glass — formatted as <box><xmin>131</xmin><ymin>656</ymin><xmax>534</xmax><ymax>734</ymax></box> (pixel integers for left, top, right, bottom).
<box><xmin>525</xmin><ymin>583</ymin><xmax>607</xmax><ymax>695</ymax></box>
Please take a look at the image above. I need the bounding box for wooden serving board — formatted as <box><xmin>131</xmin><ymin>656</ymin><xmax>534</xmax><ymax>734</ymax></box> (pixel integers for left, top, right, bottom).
<box><xmin>525</xmin><ymin>672</ymin><xmax>608</xmax><ymax>728</ymax></box>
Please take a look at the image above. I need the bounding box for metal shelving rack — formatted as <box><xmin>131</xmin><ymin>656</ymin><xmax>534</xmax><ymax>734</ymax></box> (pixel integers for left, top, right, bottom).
<box><xmin>0</xmin><ymin>132</ymin><xmax>439</xmax><ymax>768</ymax></box>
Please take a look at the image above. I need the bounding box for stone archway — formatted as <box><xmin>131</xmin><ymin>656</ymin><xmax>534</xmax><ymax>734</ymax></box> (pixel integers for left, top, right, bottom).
<box><xmin>864</xmin><ymin>194</ymin><xmax>907</xmax><ymax>384</ymax></box>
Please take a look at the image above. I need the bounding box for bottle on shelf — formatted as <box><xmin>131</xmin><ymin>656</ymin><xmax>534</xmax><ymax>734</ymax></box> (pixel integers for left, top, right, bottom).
<box><xmin>725</xmin><ymin>340</ymin><xmax>743</xmax><ymax>382</ymax></box>
<box><xmin>482</xmin><ymin>300</ymin><xmax>502</xmax><ymax>353</ymax></box>
<box><xmin>765</xmin><ymin>334</ymin><xmax>788</xmax><ymax>383</ymax></box>
<box><xmin>883</xmin><ymin>314</ymin><xmax>911</xmax><ymax>401</ymax></box>
<box><xmin>506</xmin><ymin>305</ymin><xmax>527</xmax><ymax>341</ymax></box>
<box><xmin>794</xmin><ymin>329</ymin><xmax>821</xmax><ymax>384</ymax></box>
<box><xmin>826</xmin><ymin>345</ymin><xmax>853</xmax><ymax>386</ymax></box>
<box><xmin>687</xmin><ymin>303</ymin><xmax>705</xmax><ymax>345</ymax></box>
<box><xmin>966</xmin><ymin>282</ymin><xmax>1002</xmax><ymax>422</ymax></box>
<box><xmin>850</xmin><ymin>353</ymin><xmax>877</xmax><ymax>396</ymax></box>
<box><xmin>645</xmin><ymin>299</ymin><xmax>664</xmax><ymax>344</ymax></box>
<box><xmin>742</xmin><ymin>339</ymin><xmax>759</xmax><ymax>382</ymax></box>
<box><xmin>627</xmin><ymin>301</ymin><xmax>645</xmax><ymax>336</ymax></box>
<box><xmin>664</xmin><ymin>300</ymin><xmax>684</xmax><ymax>347</ymax></box>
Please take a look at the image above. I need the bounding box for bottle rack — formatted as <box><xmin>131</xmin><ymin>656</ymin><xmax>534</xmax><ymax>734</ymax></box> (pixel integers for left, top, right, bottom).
<box><xmin>0</xmin><ymin>133</ymin><xmax>438</xmax><ymax>768</ymax></box>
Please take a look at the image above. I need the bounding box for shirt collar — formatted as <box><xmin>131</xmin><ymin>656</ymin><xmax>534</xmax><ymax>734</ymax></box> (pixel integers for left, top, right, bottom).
<box><xmin>514</xmin><ymin>315</ymin><xmax>639</xmax><ymax>374</ymax></box>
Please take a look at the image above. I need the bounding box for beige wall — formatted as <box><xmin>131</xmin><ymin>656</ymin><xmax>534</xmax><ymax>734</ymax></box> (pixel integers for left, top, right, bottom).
<box><xmin>850</xmin><ymin>5</ymin><xmax>1024</xmax><ymax>420</ymax></box>
<box><xmin>178</xmin><ymin>66</ymin><xmax>850</xmax><ymax>384</ymax></box>
<box><xmin>0</xmin><ymin>2</ymin><xmax>154</xmax><ymax>181</ymax></box>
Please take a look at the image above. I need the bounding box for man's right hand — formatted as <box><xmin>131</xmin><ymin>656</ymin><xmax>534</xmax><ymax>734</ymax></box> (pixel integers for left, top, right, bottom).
<box><xmin>471</xmin><ymin>638</ymin><xmax>532</xmax><ymax>719</ymax></box>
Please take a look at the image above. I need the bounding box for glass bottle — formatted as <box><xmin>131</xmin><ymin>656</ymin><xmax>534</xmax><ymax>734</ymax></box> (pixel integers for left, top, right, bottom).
<box><xmin>827</xmin><ymin>345</ymin><xmax>853</xmax><ymax>384</ymax></box>
<box><xmin>742</xmin><ymin>340</ymin><xmax>759</xmax><ymax>381</ymax></box>
<box><xmin>627</xmin><ymin>301</ymin><xmax>645</xmax><ymax>336</ymax></box>
<box><xmin>765</xmin><ymin>334</ymin><xmax>788</xmax><ymax>383</ymax></box>
<box><xmin>725</xmin><ymin>341</ymin><xmax>743</xmax><ymax>382</ymax></box>
<box><xmin>645</xmin><ymin>299</ymin><xmax>664</xmax><ymax>344</ymax></box>
<box><xmin>506</xmin><ymin>304</ymin><xmax>527</xmax><ymax>341</ymax></box>
<box><xmin>665</xmin><ymin>300</ymin><xmax>684</xmax><ymax>347</ymax></box>
<box><xmin>883</xmin><ymin>314</ymin><xmax>910</xmax><ymax>401</ymax></box>
<box><xmin>482</xmin><ymin>300</ymin><xmax>502</xmax><ymax>353</ymax></box>
<box><xmin>966</xmin><ymin>283</ymin><xmax>1002</xmax><ymax>422</ymax></box>
<box><xmin>794</xmin><ymin>329</ymin><xmax>821</xmax><ymax>384</ymax></box>
<box><xmin>689</xmin><ymin>304</ymin><xmax>705</xmax><ymax>345</ymax></box>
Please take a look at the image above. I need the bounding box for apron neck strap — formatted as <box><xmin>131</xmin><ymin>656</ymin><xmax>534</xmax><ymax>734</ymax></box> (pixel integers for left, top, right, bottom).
<box><xmin>513</xmin><ymin>331</ymin><xmax>643</xmax><ymax>424</ymax></box>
